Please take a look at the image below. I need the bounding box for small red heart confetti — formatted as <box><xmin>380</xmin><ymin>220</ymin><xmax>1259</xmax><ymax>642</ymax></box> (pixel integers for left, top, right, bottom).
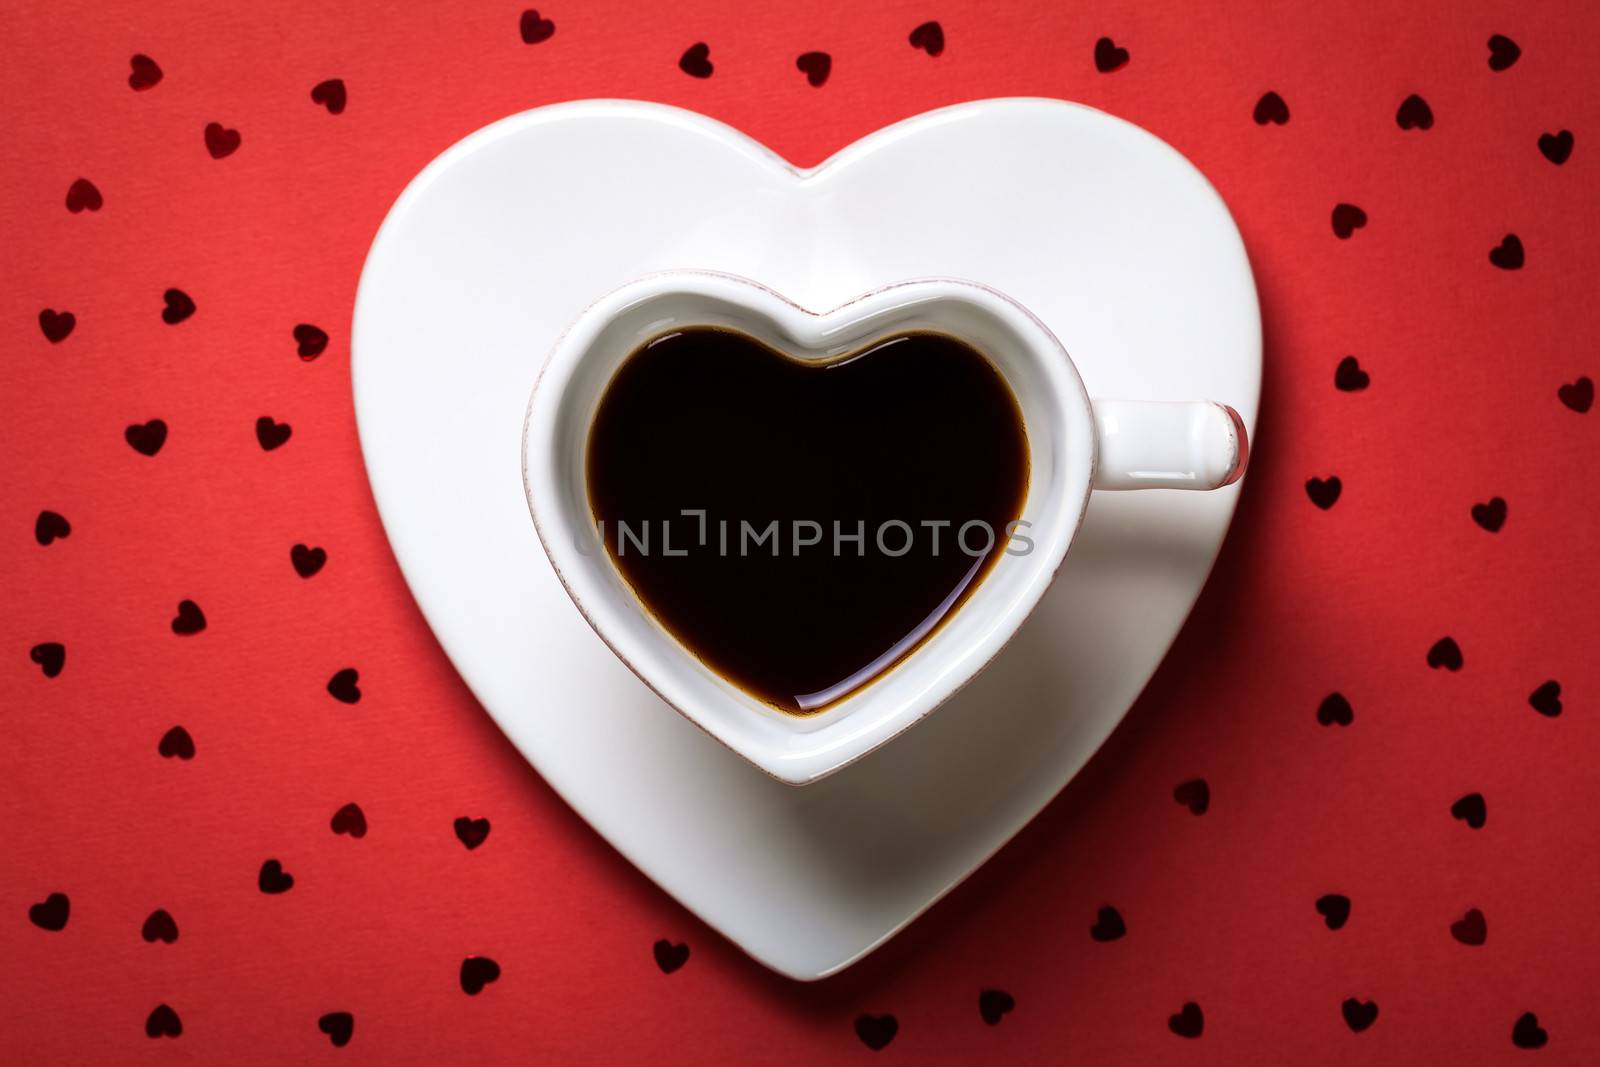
<box><xmin>141</xmin><ymin>909</ymin><xmax>179</xmax><ymax>943</ymax></box>
<box><xmin>1094</xmin><ymin>36</ymin><xmax>1129</xmax><ymax>73</ymax></box>
<box><xmin>1317</xmin><ymin>693</ymin><xmax>1354</xmax><ymax>726</ymax></box>
<box><xmin>796</xmin><ymin>51</ymin><xmax>831</xmax><ymax>87</ymax></box>
<box><xmin>125</xmin><ymin>419</ymin><xmax>168</xmax><ymax>456</ymax></box>
<box><xmin>653</xmin><ymin>939</ymin><xmax>690</xmax><ymax>974</ymax></box>
<box><xmin>161</xmin><ymin>288</ymin><xmax>195</xmax><ymax>324</ymax></box>
<box><xmin>1168</xmin><ymin>1002</ymin><xmax>1203</xmax><ymax>1038</ymax></box>
<box><xmin>145</xmin><ymin>1004</ymin><xmax>182</xmax><ymax>1039</ymax></box>
<box><xmin>1342</xmin><ymin>998</ymin><xmax>1379</xmax><ymax>1032</ymax></box>
<box><xmin>328</xmin><ymin>668</ymin><xmax>361</xmax><ymax>704</ymax></box>
<box><xmin>30</xmin><ymin>642</ymin><xmax>65</xmax><ymax>678</ymax></box>
<box><xmin>29</xmin><ymin>892</ymin><xmax>70</xmax><ymax>931</ymax></box>
<box><xmin>65</xmin><ymin>178</ymin><xmax>102</xmax><ymax>213</ymax></box>
<box><xmin>454</xmin><ymin>816</ymin><xmax>491</xmax><ymax>850</ymax></box>
<box><xmin>1487</xmin><ymin>33</ymin><xmax>1520</xmax><ymax>71</ymax></box>
<box><xmin>678</xmin><ymin>42</ymin><xmax>712</xmax><ymax>78</ymax></box>
<box><xmin>1174</xmin><ymin>778</ymin><xmax>1210</xmax><ymax>814</ymax></box>
<box><xmin>1331</xmin><ymin>203</ymin><xmax>1367</xmax><ymax>238</ymax></box>
<box><xmin>908</xmin><ymin>21</ymin><xmax>944</xmax><ymax>56</ymax></box>
<box><xmin>38</xmin><ymin>308</ymin><xmax>75</xmax><ymax>343</ymax></box>
<box><xmin>1316</xmin><ymin>893</ymin><xmax>1351</xmax><ymax>928</ymax></box>
<box><xmin>1396</xmin><ymin>94</ymin><xmax>1434</xmax><ymax>130</ymax></box>
<box><xmin>978</xmin><ymin>989</ymin><xmax>1014</xmax><ymax>1025</ymax></box>
<box><xmin>293</xmin><ymin>323</ymin><xmax>329</xmax><ymax>360</ymax></box>
<box><xmin>204</xmin><ymin>122</ymin><xmax>241</xmax><ymax>159</ymax></box>
<box><xmin>520</xmin><ymin>9</ymin><xmax>555</xmax><ymax>44</ymax></box>
<box><xmin>1489</xmin><ymin>233</ymin><xmax>1524</xmax><ymax>270</ymax></box>
<box><xmin>1512</xmin><ymin>1013</ymin><xmax>1548</xmax><ymax>1049</ymax></box>
<box><xmin>1471</xmin><ymin>497</ymin><xmax>1507</xmax><ymax>532</ymax></box>
<box><xmin>255</xmin><ymin>416</ymin><xmax>292</xmax><ymax>451</ymax></box>
<box><xmin>310</xmin><ymin>78</ymin><xmax>346</xmax><ymax>114</ymax></box>
<box><xmin>330</xmin><ymin>802</ymin><xmax>367</xmax><ymax>838</ymax></box>
<box><xmin>1334</xmin><ymin>355</ymin><xmax>1370</xmax><ymax>391</ymax></box>
<box><xmin>170</xmin><ymin>600</ymin><xmax>206</xmax><ymax>636</ymax></box>
<box><xmin>291</xmin><ymin>544</ymin><xmax>327</xmax><ymax>578</ymax></box>
<box><xmin>1558</xmin><ymin>376</ymin><xmax>1593</xmax><ymax>413</ymax></box>
<box><xmin>1306</xmin><ymin>476</ymin><xmax>1342</xmax><ymax>509</ymax></box>
<box><xmin>1253</xmin><ymin>91</ymin><xmax>1289</xmax><ymax>125</ymax></box>
<box><xmin>460</xmin><ymin>956</ymin><xmax>501</xmax><ymax>994</ymax></box>
<box><xmin>128</xmin><ymin>54</ymin><xmax>162</xmax><ymax>90</ymax></box>
<box><xmin>318</xmin><ymin>1012</ymin><xmax>355</xmax><ymax>1048</ymax></box>
<box><xmin>35</xmin><ymin>510</ymin><xmax>71</xmax><ymax>546</ymax></box>
<box><xmin>1528</xmin><ymin>680</ymin><xmax>1562</xmax><ymax>717</ymax></box>
<box><xmin>258</xmin><ymin>859</ymin><xmax>294</xmax><ymax>894</ymax></box>
<box><xmin>1426</xmin><ymin>636</ymin><xmax>1463</xmax><ymax>671</ymax></box>
<box><xmin>1539</xmin><ymin>130</ymin><xmax>1573</xmax><ymax>165</ymax></box>
<box><xmin>1451</xmin><ymin>792</ymin><xmax>1487</xmax><ymax>828</ymax></box>
<box><xmin>1450</xmin><ymin>907</ymin><xmax>1487</xmax><ymax>945</ymax></box>
<box><xmin>1090</xmin><ymin>905</ymin><xmax>1126</xmax><ymax>941</ymax></box>
<box><xmin>854</xmin><ymin>1013</ymin><xmax>897</xmax><ymax>1049</ymax></box>
<box><xmin>157</xmin><ymin>725</ymin><xmax>195</xmax><ymax>759</ymax></box>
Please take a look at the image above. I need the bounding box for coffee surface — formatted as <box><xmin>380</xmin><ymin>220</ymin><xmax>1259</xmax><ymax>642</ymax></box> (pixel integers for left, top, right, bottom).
<box><xmin>586</xmin><ymin>326</ymin><xmax>1029</xmax><ymax>714</ymax></box>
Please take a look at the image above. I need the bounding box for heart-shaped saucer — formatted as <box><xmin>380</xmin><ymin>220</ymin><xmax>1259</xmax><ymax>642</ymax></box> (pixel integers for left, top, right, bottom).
<box><xmin>353</xmin><ymin>99</ymin><xmax>1259</xmax><ymax>979</ymax></box>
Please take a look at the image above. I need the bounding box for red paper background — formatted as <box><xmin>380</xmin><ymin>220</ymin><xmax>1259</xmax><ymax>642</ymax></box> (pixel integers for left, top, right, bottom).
<box><xmin>4</xmin><ymin>1</ymin><xmax>1598</xmax><ymax>1062</ymax></box>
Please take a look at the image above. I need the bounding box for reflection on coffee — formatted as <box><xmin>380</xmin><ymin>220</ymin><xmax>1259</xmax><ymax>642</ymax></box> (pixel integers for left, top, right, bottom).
<box><xmin>587</xmin><ymin>327</ymin><xmax>1029</xmax><ymax>714</ymax></box>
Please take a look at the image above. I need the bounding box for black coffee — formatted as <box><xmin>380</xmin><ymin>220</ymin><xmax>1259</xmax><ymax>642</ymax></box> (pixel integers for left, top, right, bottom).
<box><xmin>586</xmin><ymin>326</ymin><xmax>1029</xmax><ymax>714</ymax></box>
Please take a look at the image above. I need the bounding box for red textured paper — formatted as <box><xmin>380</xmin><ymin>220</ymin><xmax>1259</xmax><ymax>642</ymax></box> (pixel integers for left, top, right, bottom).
<box><xmin>4</xmin><ymin>1</ymin><xmax>1598</xmax><ymax>1062</ymax></box>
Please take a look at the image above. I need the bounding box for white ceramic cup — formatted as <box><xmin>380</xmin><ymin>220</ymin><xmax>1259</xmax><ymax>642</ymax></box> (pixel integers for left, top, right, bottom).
<box><xmin>523</xmin><ymin>271</ymin><xmax>1246</xmax><ymax>784</ymax></box>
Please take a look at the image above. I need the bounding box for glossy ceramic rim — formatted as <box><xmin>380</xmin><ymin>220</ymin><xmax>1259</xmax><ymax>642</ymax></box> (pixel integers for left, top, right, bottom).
<box><xmin>523</xmin><ymin>271</ymin><xmax>1097</xmax><ymax>784</ymax></box>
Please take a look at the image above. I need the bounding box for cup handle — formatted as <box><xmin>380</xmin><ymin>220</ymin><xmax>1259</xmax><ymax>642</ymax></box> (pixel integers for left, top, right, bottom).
<box><xmin>1090</xmin><ymin>399</ymin><xmax>1249</xmax><ymax>491</ymax></box>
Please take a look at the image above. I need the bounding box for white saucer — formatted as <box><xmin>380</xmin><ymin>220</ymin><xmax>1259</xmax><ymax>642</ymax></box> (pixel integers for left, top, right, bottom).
<box><xmin>352</xmin><ymin>98</ymin><xmax>1260</xmax><ymax>981</ymax></box>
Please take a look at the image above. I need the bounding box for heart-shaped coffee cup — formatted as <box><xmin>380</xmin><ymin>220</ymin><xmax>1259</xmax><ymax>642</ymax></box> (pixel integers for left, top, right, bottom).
<box><xmin>524</xmin><ymin>271</ymin><xmax>1246</xmax><ymax>784</ymax></box>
